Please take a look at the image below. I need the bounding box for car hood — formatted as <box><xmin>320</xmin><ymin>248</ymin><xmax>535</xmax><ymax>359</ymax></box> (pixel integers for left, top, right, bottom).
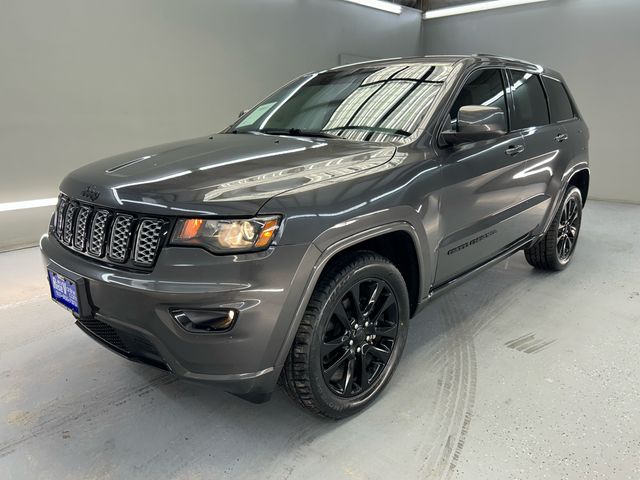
<box><xmin>60</xmin><ymin>133</ymin><xmax>396</xmax><ymax>216</ymax></box>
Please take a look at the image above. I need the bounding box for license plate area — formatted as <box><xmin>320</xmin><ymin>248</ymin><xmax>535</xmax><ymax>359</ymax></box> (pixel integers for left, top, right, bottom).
<box><xmin>47</xmin><ymin>268</ymin><xmax>91</xmax><ymax>317</ymax></box>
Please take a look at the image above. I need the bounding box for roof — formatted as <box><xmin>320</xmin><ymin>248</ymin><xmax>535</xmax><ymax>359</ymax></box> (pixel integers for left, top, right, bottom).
<box><xmin>329</xmin><ymin>54</ymin><xmax>561</xmax><ymax>79</ymax></box>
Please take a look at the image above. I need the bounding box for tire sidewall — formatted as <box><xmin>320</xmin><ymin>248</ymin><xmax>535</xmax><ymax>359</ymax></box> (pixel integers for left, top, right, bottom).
<box><xmin>307</xmin><ymin>261</ymin><xmax>409</xmax><ymax>418</ymax></box>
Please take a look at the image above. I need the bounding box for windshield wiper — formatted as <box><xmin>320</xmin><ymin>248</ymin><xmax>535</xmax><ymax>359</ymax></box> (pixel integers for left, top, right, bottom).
<box><xmin>256</xmin><ymin>128</ymin><xmax>340</xmax><ymax>139</ymax></box>
<box><xmin>322</xmin><ymin>126</ymin><xmax>411</xmax><ymax>137</ymax></box>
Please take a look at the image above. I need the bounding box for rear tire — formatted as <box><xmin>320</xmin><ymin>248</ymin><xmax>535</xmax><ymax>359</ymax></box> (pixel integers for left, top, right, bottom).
<box><xmin>524</xmin><ymin>186</ymin><xmax>583</xmax><ymax>271</ymax></box>
<box><xmin>282</xmin><ymin>251</ymin><xmax>409</xmax><ymax>419</ymax></box>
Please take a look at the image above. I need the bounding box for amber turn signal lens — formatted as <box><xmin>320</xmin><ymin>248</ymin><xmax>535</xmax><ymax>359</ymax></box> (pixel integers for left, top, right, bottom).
<box><xmin>178</xmin><ymin>218</ymin><xmax>203</xmax><ymax>240</ymax></box>
<box><xmin>254</xmin><ymin>219</ymin><xmax>280</xmax><ymax>248</ymax></box>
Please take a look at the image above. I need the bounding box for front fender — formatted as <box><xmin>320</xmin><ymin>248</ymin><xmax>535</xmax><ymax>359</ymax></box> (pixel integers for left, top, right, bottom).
<box><xmin>271</xmin><ymin>218</ymin><xmax>431</xmax><ymax>369</ymax></box>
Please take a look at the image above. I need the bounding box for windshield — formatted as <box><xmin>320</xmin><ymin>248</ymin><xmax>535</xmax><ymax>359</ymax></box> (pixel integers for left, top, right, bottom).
<box><xmin>229</xmin><ymin>62</ymin><xmax>451</xmax><ymax>143</ymax></box>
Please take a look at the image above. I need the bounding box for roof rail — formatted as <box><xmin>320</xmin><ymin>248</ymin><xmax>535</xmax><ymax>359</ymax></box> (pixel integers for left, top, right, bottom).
<box><xmin>473</xmin><ymin>53</ymin><xmax>543</xmax><ymax>70</ymax></box>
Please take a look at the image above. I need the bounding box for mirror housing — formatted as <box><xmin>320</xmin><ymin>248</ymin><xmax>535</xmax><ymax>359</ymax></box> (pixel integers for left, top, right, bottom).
<box><xmin>442</xmin><ymin>105</ymin><xmax>507</xmax><ymax>145</ymax></box>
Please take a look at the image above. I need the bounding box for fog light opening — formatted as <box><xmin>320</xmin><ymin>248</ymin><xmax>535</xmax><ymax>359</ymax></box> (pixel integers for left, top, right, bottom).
<box><xmin>171</xmin><ymin>308</ymin><xmax>238</xmax><ymax>333</ymax></box>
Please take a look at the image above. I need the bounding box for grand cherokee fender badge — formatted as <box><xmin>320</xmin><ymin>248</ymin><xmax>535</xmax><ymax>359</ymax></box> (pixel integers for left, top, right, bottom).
<box><xmin>81</xmin><ymin>185</ymin><xmax>100</xmax><ymax>202</ymax></box>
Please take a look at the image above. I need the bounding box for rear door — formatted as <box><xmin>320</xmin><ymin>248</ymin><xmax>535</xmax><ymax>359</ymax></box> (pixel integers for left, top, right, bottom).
<box><xmin>506</xmin><ymin>69</ymin><xmax>572</xmax><ymax>229</ymax></box>
<box><xmin>542</xmin><ymin>74</ymin><xmax>584</xmax><ymax>177</ymax></box>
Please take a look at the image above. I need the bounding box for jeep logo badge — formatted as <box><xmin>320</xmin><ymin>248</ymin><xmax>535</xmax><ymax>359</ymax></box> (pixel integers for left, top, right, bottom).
<box><xmin>81</xmin><ymin>185</ymin><xmax>100</xmax><ymax>201</ymax></box>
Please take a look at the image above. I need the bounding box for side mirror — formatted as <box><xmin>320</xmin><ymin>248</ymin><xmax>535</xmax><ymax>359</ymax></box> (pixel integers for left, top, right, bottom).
<box><xmin>441</xmin><ymin>105</ymin><xmax>507</xmax><ymax>145</ymax></box>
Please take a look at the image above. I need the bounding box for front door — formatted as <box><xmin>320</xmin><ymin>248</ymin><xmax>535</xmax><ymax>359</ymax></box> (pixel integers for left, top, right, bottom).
<box><xmin>434</xmin><ymin>68</ymin><xmax>535</xmax><ymax>286</ymax></box>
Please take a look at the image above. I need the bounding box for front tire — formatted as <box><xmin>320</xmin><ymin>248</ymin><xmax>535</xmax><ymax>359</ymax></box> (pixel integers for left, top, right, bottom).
<box><xmin>524</xmin><ymin>186</ymin><xmax>583</xmax><ymax>271</ymax></box>
<box><xmin>282</xmin><ymin>251</ymin><xmax>409</xmax><ymax>419</ymax></box>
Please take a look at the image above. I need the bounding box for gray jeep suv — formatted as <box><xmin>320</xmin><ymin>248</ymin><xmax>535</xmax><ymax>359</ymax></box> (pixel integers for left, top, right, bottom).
<box><xmin>42</xmin><ymin>55</ymin><xmax>589</xmax><ymax>418</ymax></box>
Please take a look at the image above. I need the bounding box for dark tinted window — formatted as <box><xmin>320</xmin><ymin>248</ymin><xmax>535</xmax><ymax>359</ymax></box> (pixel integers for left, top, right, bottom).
<box><xmin>543</xmin><ymin>76</ymin><xmax>574</xmax><ymax>122</ymax></box>
<box><xmin>508</xmin><ymin>70</ymin><xmax>549</xmax><ymax>129</ymax></box>
<box><xmin>449</xmin><ymin>69</ymin><xmax>507</xmax><ymax>129</ymax></box>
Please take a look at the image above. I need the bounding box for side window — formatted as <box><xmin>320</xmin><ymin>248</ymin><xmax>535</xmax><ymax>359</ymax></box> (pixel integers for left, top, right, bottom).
<box><xmin>508</xmin><ymin>70</ymin><xmax>550</xmax><ymax>130</ymax></box>
<box><xmin>449</xmin><ymin>69</ymin><xmax>507</xmax><ymax>130</ymax></box>
<box><xmin>543</xmin><ymin>76</ymin><xmax>575</xmax><ymax>122</ymax></box>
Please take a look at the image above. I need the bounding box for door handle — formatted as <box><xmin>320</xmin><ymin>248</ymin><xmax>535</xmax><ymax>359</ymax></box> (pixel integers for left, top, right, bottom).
<box><xmin>505</xmin><ymin>144</ymin><xmax>525</xmax><ymax>156</ymax></box>
<box><xmin>555</xmin><ymin>133</ymin><xmax>569</xmax><ymax>143</ymax></box>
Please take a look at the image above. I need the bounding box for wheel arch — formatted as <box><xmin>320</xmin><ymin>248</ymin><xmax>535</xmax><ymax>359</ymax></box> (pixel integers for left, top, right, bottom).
<box><xmin>540</xmin><ymin>165</ymin><xmax>589</xmax><ymax>237</ymax></box>
<box><xmin>273</xmin><ymin>222</ymin><xmax>427</xmax><ymax>368</ymax></box>
<box><xmin>567</xmin><ymin>168</ymin><xmax>590</xmax><ymax>206</ymax></box>
<box><xmin>324</xmin><ymin>230</ymin><xmax>422</xmax><ymax>317</ymax></box>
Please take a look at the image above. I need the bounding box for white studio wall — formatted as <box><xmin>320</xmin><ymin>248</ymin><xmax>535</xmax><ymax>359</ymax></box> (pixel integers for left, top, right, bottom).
<box><xmin>422</xmin><ymin>0</ymin><xmax>640</xmax><ymax>204</ymax></box>
<box><xmin>0</xmin><ymin>0</ymin><xmax>423</xmax><ymax>251</ymax></box>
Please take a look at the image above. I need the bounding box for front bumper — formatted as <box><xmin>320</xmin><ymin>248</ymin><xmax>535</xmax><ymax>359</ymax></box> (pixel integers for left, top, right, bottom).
<box><xmin>41</xmin><ymin>233</ymin><xmax>320</xmax><ymax>400</ymax></box>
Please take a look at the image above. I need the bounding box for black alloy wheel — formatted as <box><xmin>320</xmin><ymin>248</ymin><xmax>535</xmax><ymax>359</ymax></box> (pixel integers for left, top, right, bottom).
<box><xmin>524</xmin><ymin>186</ymin><xmax>583</xmax><ymax>271</ymax></box>
<box><xmin>282</xmin><ymin>251</ymin><xmax>409</xmax><ymax>419</ymax></box>
<box><xmin>321</xmin><ymin>279</ymin><xmax>399</xmax><ymax>398</ymax></box>
<box><xmin>556</xmin><ymin>194</ymin><xmax>581</xmax><ymax>263</ymax></box>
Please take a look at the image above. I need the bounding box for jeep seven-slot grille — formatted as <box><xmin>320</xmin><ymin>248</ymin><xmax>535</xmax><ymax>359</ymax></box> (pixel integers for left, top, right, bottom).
<box><xmin>53</xmin><ymin>194</ymin><xmax>167</xmax><ymax>268</ymax></box>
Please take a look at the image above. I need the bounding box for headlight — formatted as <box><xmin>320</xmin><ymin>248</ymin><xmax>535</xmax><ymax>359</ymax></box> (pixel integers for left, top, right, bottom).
<box><xmin>170</xmin><ymin>216</ymin><xmax>281</xmax><ymax>253</ymax></box>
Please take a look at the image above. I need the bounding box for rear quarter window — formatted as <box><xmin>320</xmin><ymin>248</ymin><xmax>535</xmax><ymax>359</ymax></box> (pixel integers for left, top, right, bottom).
<box><xmin>543</xmin><ymin>76</ymin><xmax>575</xmax><ymax>122</ymax></box>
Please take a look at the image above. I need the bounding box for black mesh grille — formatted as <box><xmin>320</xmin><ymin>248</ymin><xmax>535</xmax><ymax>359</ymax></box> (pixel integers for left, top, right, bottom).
<box><xmin>62</xmin><ymin>203</ymin><xmax>78</xmax><ymax>245</ymax></box>
<box><xmin>54</xmin><ymin>194</ymin><xmax>167</xmax><ymax>269</ymax></box>
<box><xmin>73</xmin><ymin>206</ymin><xmax>92</xmax><ymax>251</ymax></box>
<box><xmin>134</xmin><ymin>219</ymin><xmax>165</xmax><ymax>265</ymax></box>
<box><xmin>88</xmin><ymin>210</ymin><xmax>110</xmax><ymax>257</ymax></box>
<box><xmin>78</xmin><ymin>316</ymin><xmax>168</xmax><ymax>371</ymax></box>
<box><xmin>108</xmin><ymin>214</ymin><xmax>134</xmax><ymax>262</ymax></box>
<box><xmin>55</xmin><ymin>194</ymin><xmax>68</xmax><ymax>238</ymax></box>
<box><xmin>78</xmin><ymin>317</ymin><xmax>128</xmax><ymax>352</ymax></box>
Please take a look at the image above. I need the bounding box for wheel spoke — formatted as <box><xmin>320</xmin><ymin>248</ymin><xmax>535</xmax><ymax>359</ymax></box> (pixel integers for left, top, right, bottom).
<box><xmin>362</xmin><ymin>281</ymin><xmax>381</xmax><ymax>318</ymax></box>
<box><xmin>322</xmin><ymin>337</ymin><xmax>348</xmax><ymax>357</ymax></box>
<box><xmin>371</xmin><ymin>294</ymin><xmax>394</xmax><ymax>324</ymax></box>
<box><xmin>560</xmin><ymin>206</ymin><xmax>568</xmax><ymax>224</ymax></box>
<box><xmin>349</xmin><ymin>283</ymin><xmax>362</xmax><ymax>320</ymax></box>
<box><xmin>569</xmin><ymin>207</ymin><xmax>578</xmax><ymax>225</ymax></box>
<box><xmin>324</xmin><ymin>350</ymin><xmax>350</xmax><ymax>378</ymax></box>
<box><xmin>359</xmin><ymin>351</ymin><xmax>371</xmax><ymax>389</ymax></box>
<box><xmin>343</xmin><ymin>358</ymin><xmax>356</xmax><ymax>395</ymax></box>
<box><xmin>569</xmin><ymin>210</ymin><xmax>579</xmax><ymax>224</ymax></box>
<box><xmin>374</xmin><ymin>324</ymin><xmax>397</xmax><ymax>339</ymax></box>
<box><xmin>368</xmin><ymin>345</ymin><xmax>391</xmax><ymax>363</ymax></box>
<box><xmin>333</xmin><ymin>302</ymin><xmax>351</xmax><ymax>330</ymax></box>
<box><xmin>570</xmin><ymin>199</ymin><xmax>581</xmax><ymax>222</ymax></box>
<box><xmin>569</xmin><ymin>226</ymin><xmax>578</xmax><ymax>238</ymax></box>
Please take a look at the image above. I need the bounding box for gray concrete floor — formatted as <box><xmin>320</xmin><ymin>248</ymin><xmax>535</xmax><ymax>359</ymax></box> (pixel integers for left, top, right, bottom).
<box><xmin>1</xmin><ymin>200</ymin><xmax>639</xmax><ymax>480</ymax></box>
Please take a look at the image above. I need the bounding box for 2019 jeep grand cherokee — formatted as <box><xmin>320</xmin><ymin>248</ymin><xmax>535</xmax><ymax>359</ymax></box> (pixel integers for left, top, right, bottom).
<box><xmin>42</xmin><ymin>55</ymin><xmax>589</xmax><ymax>418</ymax></box>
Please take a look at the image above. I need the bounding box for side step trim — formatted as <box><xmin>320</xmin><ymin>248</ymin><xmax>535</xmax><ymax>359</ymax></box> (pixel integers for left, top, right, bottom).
<box><xmin>428</xmin><ymin>235</ymin><xmax>533</xmax><ymax>301</ymax></box>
